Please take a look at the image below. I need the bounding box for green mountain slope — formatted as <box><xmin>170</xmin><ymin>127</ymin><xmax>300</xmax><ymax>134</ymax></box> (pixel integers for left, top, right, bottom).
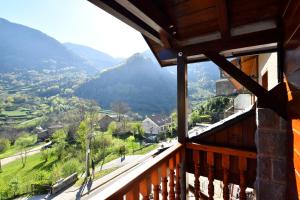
<box><xmin>0</xmin><ymin>18</ymin><xmax>96</xmax><ymax>73</ymax></box>
<box><xmin>75</xmin><ymin>53</ymin><xmax>177</xmax><ymax>115</ymax></box>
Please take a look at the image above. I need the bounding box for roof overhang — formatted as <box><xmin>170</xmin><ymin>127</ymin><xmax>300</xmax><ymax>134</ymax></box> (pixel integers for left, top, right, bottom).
<box><xmin>88</xmin><ymin>0</ymin><xmax>281</xmax><ymax>67</ymax></box>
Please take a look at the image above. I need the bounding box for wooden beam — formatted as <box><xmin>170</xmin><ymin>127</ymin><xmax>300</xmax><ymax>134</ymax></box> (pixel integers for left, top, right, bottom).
<box><xmin>204</xmin><ymin>52</ymin><xmax>268</xmax><ymax>98</ymax></box>
<box><xmin>182</xmin><ymin>28</ymin><xmax>278</xmax><ymax>57</ymax></box>
<box><xmin>205</xmin><ymin>52</ymin><xmax>287</xmax><ymax>118</ymax></box>
<box><xmin>177</xmin><ymin>54</ymin><xmax>188</xmax><ymax>200</ymax></box>
<box><xmin>187</xmin><ymin>143</ymin><xmax>257</xmax><ymax>159</ymax></box>
<box><xmin>177</xmin><ymin>53</ymin><xmax>188</xmax><ymax>143</ymax></box>
<box><xmin>115</xmin><ymin>0</ymin><xmax>177</xmax><ymax>47</ymax></box>
<box><xmin>88</xmin><ymin>0</ymin><xmax>163</xmax><ymax>46</ymax></box>
<box><xmin>216</xmin><ymin>0</ymin><xmax>230</xmax><ymax>40</ymax></box>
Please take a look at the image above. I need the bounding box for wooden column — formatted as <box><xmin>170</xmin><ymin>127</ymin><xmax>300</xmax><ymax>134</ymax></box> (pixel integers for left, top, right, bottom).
<box><xmin>177</xmin><ymin>52</ymin><xmax>188</xmax><ymax>143</ymax></box>
<box><xmin>177</xmin><ymin>52</ymin><xmax>188</xmax><ymax>200</ymax></box>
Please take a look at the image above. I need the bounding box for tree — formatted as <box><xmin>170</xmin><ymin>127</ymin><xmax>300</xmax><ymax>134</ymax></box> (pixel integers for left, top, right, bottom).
<box><xmin>111</xmin><ymin>101</ymin><xmax>130</xmax><ymax>122</ymax></box>
<box><xmin>15</xmin><ymin>134</ymin><xmax>37</xmax><ymax>167</ymax></box>
<box><xmin>171</xmin><ymin>111</ymin><xmax>177</xmax><ymax>131</ymax></box>
<box><xmin>130</xmin><ymin>123</ymin><xmax>144</xmax><ymax>141</ymax></box>
<box><xmin>52</xmin><ymin>129</ymin><xmax>67</xmax><ymax>143</ymax></box>
<box><xmin>76</xmin><ymin>120</ymin><xmax>89</xmax><ymax>150</ymax></box>
<box><xmin>107</xmin><ymin>121</ymin><xmax>117</xmax><ymax>135</ymax></box>
<box><xmin>91</xmin><ymin>135</ymin><xmax>112</xmax><ymax>167</ymax></box>
<box><xmin>52</xmin><ymin>129</ymin><xmax>67</xmax><ymax>160</ymax></box>
<box><xmin>127</xmin><ymin>136</ymin><xmax>136</xmax><ymax>154</ymax></box>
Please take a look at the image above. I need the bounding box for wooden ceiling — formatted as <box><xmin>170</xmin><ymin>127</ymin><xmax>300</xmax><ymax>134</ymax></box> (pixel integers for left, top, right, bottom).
<box><xmin>89</xmin><ymin>0</ymin><xmax>281</xmax><ymax>66</ymax></box>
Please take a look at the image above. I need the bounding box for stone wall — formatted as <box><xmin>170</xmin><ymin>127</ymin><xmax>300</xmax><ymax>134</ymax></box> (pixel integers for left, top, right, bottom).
<box><xmin>255</xmin><ymin>108</ymin><xmax>288</xmax><ymax>200</ymax></box>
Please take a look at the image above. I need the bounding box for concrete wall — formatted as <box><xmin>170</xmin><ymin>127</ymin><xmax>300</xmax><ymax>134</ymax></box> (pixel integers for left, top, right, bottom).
<box><xmin>258</xmin><ymin>53</ymin><xmax>278</xmax><ymax>90</ymax></box>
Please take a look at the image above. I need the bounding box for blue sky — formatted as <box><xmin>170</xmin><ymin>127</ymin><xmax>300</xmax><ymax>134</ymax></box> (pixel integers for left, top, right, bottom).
<box><xmin>0</xmin><ymin>0</ymin><xmax>149</xmax><ymax>58</ymax></box>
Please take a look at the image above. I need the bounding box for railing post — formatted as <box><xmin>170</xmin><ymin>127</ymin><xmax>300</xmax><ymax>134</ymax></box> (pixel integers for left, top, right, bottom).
<box><xmin>177</xmin><ymin>51</ymin><xmax>188</xmax><ymax>200</ymax></box>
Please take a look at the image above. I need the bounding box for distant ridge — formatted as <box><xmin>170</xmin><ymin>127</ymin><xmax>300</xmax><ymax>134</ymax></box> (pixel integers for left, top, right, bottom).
<box><xmin>64</xmin><ymin>43</ymin><xmax>123</xmax><ymax>71</ymax></box>
<box><xmin>0</xmin><ymin>18</ymin><xmax>96</xmax><ymax>73</ymax></box>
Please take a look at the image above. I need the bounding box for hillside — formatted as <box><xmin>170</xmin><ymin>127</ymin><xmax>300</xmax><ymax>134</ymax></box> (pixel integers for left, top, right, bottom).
<box><xmin>142</xmin><ymin>50</ymin><xmax>219</xmax><ymax>102</ymax></box>
<box><xmin>0</xmin><ymin>18</ymin><xmax>96</xmax><ymax>73</ymax></box>
<box><xmin>75</xmin><ymin>53</ymin><xmax>177</xmax><ymax>115</ymax></box>
<box><xmin>64</xmin><ymin>43</ymin><xmax>123</xmax><ymax>71</ymax></box>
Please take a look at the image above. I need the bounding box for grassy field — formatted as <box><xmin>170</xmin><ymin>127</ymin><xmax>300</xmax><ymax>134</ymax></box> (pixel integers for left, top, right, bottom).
<box><xmin>133</xmin><ymin>144</ymin><xmax>158</xmax><ymax>155</ymax></box>
<box><xmin>1</xmin><ymin>109</ymin><xmax>27</xmax><ymax>117</ymax></box>
<box><xmin>0</xmin><ymin>140</ymin><xmax>158</xmax><ymax>199</ymax></box>
<box><xmin>0</xmin><ymin>142</ymin><xmax>45</xmax><ymax>159</ymax></box>
<box><xmin>15</xmin><ymin>116</ymin><xmax>45</xmax><ymax>129</ymax></box>
<box><xmin>75</xmin><ymin>167</ymin><xmax>118</xmax><ymax>187</ymax></box>
<box><xmin>0</xmin><ymin>153</ymin><xmax>58</xmax><ymax>199</ymax></box>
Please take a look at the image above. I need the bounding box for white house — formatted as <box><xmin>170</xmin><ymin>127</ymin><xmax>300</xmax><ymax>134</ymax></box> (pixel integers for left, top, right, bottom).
<box><xmin>142</xmin><ymin>115</ymin><xmax>172</xmax><ymax>135</ymax></box>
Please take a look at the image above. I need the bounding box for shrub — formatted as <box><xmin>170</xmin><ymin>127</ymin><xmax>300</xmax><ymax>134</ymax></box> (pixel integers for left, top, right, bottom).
<box><xmin>7</xmin><ymin>178</ymin><xmax>20</xmax><ymax>197</ymax></box>
<box><xmin>0</xmin><ymin>183</ymin><xmax>9</xmax><ymax>200</ymax></box>
<box><xmin>41</xmin><ymin>149</ymin><xmax>50</xmax><ymax>162</ymax></box>
<box><xmin>51</xmin><ymin>164</ymin><xmax>62</xmax><ymax>183</ymax></box>
<box><xmin>32</xmin><ymin>171</ymin><xmax>52</xmax><ymax>186</ymax></box>
<box><xmin>61</xmin><ymin>159</ymin><xmax>81</xmax><ymax>177</ymax></box>
<box><xmin>0</xmin><ymin>138</ymin><xmax>10</xmax><ymax>154</ymax></box>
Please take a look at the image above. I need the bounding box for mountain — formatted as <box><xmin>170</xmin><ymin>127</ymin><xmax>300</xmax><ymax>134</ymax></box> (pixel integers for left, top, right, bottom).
<box><xmin>142</xmin><ymin>49</ymin><xmax>219</xmax><ymax>99</ymax></box>
<box><xmin>75</xmin><ymin>53</ymin><xmax>177</xmax><ymax>115</ymax></box>
<box><xmin>64</xmin><ymin>43</ymin><xmax>123</xmax><ymax>71</ymax></box>
<box><xmin>0</xmin><ymin>18</ymin><xmax>96</xmax><ymax>73</ymax></box>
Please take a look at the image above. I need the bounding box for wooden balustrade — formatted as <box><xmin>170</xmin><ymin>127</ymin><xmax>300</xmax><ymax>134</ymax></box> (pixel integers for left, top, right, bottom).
<box><xmin>187</xmin><ymin>143</ymin><xmax>256</xmax><ymax>200</ymax></box>
<box><xmin>101</xmin><ymin>143</ymin><xmax>183</xmax><ymax>200</ymax></box>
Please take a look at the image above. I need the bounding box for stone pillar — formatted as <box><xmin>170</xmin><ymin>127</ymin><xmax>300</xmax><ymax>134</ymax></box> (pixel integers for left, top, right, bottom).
<box><xmin>255</xmin><ymin>108</ymin><xmax>288</xmax><ymax>200</ymax></box>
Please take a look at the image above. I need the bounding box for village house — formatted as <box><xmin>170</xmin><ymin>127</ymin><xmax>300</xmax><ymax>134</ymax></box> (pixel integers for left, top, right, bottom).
<box><xmin>142</xmin><ymin>114</ymin><xmax>172</xmax><ymax>135</ymax></box>
<box><xmin>98</xmin><ymin>114</ymin><xmax>115</xmax><ymax>132</ymax></box>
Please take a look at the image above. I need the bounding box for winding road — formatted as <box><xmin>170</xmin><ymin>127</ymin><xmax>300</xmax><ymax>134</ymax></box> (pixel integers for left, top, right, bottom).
<box><xmin>1</xmin><ymin>142</ymin><xmax>51</xmax><ymax>166</ymax></box>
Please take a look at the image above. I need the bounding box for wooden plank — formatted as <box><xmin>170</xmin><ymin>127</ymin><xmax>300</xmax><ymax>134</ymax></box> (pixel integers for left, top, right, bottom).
<box><xmin>126</xmin><ymin>184</ymin><xmax>139</xmax><ymax>200</ymax></box>
<box><xmin>151</xmin><ymin>169</ymin><xmax>160</xmax><ymax>200</ymax></box>
<box><xmin>161</xmin><ymin>162</ymin><xmax>168</xmax><ymax>200</ymax></box>
<box><xmin>175</xmin><ymin>152</ymin><xmax>181</xmax><ymax>199</ymax></box>
<box><xmin>139</xmin><ymin>178</ymin><xmax>149</xmax><ymax>200</ymax></box>
<box><xmin>193</xmin><ymin>150</ymin><xmax>200</xmax><ymax>200</ymax></box>
<box><xmin>180</xmin><ymin>28</ymin><xmax>278</xmax><ymax>57</ymax></box>
<box><xmin>216</xmin><ymin>0</ymin><xmax>230</xmax><ymax>40</ymax></box>
<box><xmin>187</xmin><ymin>143</ymin><xmax>257</xmax><ymax>159</ymax></box>
<box><xmin>222</xmin><ymin>154</ymin><xmax>230</xmax><ymax>200</ymax></box>
<box><xmin>207</xmin><ymin>152</ymin><xmax>214</xmax><ymax>200</ymax></box>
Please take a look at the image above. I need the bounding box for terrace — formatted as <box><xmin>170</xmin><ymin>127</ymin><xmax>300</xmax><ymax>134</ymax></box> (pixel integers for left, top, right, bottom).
<box><xmin>87</xmin><ymin>0</ymin><xmax>300</xmax><ymax>199</ymax></box>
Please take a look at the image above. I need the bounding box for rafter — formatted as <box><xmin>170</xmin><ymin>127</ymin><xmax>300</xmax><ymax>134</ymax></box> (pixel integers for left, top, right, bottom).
<box><xmin>115</xmin><ymin>0</ymin><xmax>177</xmax><ymax>48</ymax></box>
<box><xmin>183</xmin><ymin>28</ymin><xmax>278</xmax><ymax>57</ymax></box>
<box><xmin>216</xmin><ymin>0</ymin><xmax>230</xmax><ymax>40</ymax></box>
<box><xmin>88</xmin><ymin>0</ymin><xmax>163</xmax><ymax>46</ymax></box>
<box><xmin>204</xmin><ymin>52</ymin><xmax>287</xmax><ymax>118</ymax></box>
<box><xmin>204</xmin><ymin>52</ymin><xmax>268</xmax><ymax>98</ymax></box>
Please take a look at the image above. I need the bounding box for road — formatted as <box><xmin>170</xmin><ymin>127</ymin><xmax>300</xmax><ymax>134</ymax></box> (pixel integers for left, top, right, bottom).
<box><xmin>85</xmin><ymin>141</ymin><xmax>176</xmax><ymax>200</ymax></box>
<box><xmin>1</xmin><ymin>142</ymin><xmax>51</xmax><ymax>166</ymax></box>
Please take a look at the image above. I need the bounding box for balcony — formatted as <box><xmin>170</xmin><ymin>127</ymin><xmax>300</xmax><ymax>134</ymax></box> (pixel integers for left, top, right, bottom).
<box><xmin>100</xmin><ymin>109</ymin><xmax>257</xmax><ymax>200</ymax></box>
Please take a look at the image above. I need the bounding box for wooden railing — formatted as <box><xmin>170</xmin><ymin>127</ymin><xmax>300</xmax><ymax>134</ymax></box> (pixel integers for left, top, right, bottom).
<box><xmin>101</xmin><ymin>143</ymin><xmax>183</xmax><ymax>200</ymax></box>
<box><xmin>186</xmin><ymin>143</ymin><xmax>257</xmax><ymax>200</ymax></box>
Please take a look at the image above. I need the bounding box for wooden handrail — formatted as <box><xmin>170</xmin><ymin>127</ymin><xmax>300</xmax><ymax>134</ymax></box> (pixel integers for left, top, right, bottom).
<box><xmin>187</xmin><ymin>142</ymin><xmax>257</xmax><ymax>200</ymax></box>
<box><xmin>187</xmin><ymin>143</ymin><xmax>256</xmax><ymax>158</ymax></box>
<box><xmin>101</xmin><ymin>143</ymin><xmax>183</xmax><ymax>200</ymax></box>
